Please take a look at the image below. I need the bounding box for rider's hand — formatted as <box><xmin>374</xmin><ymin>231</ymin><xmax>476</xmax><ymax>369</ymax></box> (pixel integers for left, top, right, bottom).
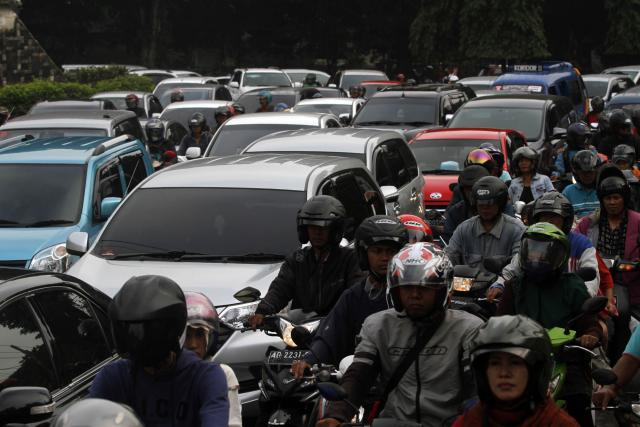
<box><xmin>486</xmin><ymin>286</ymin><xmax>503</xmax><ymax>302</ymax></box>
<box><xmin>247</xmin><ymin>313</ymin><xmax>264</xmax><ymax>330</ymax></box>
<box><xmin>579</xmin><ymin>334</ymin><xmax>599</xmax><ymax>349</ymax></box>
<box><xmin>593</xmin><ymin>385</ymin><xmax>617</xmax><ymax>409</ymax></box>
<box><xmin>291</xmin><ymin>360</ymin><xmax>311</xmax><ymax>379</ymax></box>
<box><xmin>606</xmin><ymin>300</ymin><xmax>618</xmax><ymax>316</ymax></box>
<box><xmin>316</xmin><ymin>418</ymin><xmax>341</xmax><ymax>427</ymax></box>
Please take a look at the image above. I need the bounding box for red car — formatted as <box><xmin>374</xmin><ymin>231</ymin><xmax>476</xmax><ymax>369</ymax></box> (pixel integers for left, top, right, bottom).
<box><xmin>408</xmin><ymin>128</ymin><xmax>527</xmax><ymax>211</ymax></box>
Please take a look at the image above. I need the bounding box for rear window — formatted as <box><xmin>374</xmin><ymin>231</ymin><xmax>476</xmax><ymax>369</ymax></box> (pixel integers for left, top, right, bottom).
<box><xmin>448</xmin><ymin>107</ymin><xmax>544</xmax><ymax>141</ymax></box>
<box><xmin>353</xmin><ymin>97</ymin><xmax>436</xmax><ymax>127</ymax></box>
<box><xmin>410</xmin><ymin>139</ymin><xmax>499</xmax><ymax>172</ymax></box>
<box><xmin>243</xmin><ymin>72</ymin><xmax>291</xmax><ymax>87</ymax></box>
<box><xmin>208</xmin><ymin>124</ymin><xmax>314</xmax><ymax>156</ymax></box>
<box><xmin>584</xmin><ymin>80</ymin><xmax>608</xmax><ymax>98</ymax></box>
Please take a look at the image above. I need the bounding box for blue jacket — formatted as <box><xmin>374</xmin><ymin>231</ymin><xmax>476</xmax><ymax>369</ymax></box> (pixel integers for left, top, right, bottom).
<box><xmin>89</xmin><ymin>350</ymin><xmax>229</xmax><ymax>427</ymax></box>
<box><xmin>562</xmin><ymin>182</ymin><xmax>600</xmax><ymax>219</ymax></box>
<box><xmin>508</xmin><ymin>173</ymin><xmax>555</xmax><ymax>203</ymax></box>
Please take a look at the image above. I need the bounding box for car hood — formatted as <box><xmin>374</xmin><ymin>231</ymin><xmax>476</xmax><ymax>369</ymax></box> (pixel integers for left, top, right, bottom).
<box><xmin>68</xmin><ymin>254</ymin><xmax>282</xmax><ymax>305</ymax></box>
<box><xmin>421</xmin><ymin>173</ymin><xmax>457</xmax><ymax>206</ymax></box>
<box><xmin>0</xmin><ymin>226</ymin><xmax>78</xmax><ymax>262</ymax></box>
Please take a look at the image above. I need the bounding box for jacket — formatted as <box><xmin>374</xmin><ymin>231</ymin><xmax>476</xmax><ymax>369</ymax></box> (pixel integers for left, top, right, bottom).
<box><xmin>89</xmin><ymin>350</ymin><xmax>229</xmax><ymax>427</ymax></box>
<box><xmin>255</xmin><ymin>245</ymin><xmax>362</xmax><ymax>316</ymax></box>
<box><xmin>508</xmin><ymin>173</ymin><xmax>555</xmax><ymax>203</ymax></box>
<box><xmin>177</xmin><ymin>131</ymin><xmax>213</xmax><ymax>156</ymax></box>
<box><xmin>452</xmin><ymin>399</ymin><xmax>579</xmax><ymax>427</ymax></box>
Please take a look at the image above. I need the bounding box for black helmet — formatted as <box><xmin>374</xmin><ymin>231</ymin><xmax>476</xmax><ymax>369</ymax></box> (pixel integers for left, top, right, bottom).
<box><xmin>145</xmin><ymin>118</ymin><xmax>165</xmax><ymax>143</ymax></box>
<box><xmin>170</xmin><ymin>90</ymin><xmax>184</xmax><ymax>103</ymax></box>
<box><xmin>354</xmin><ymin>215</ymin><xmax>408</xmax><ymax>271</ymax></box>
<box><xmin>532</xmin><ymin>191</ymin><xmax>574</xmax><ymax>234</ymax></box>
<box><xmin>598</xmin><ymin>166</ymin><xmax>631</xmax><ymax>208</ymax></box>
<box><xmin>189</xmin><ymin>112</ymin><xmax>206</xmax><ymax>129</ymax></box>
<box><xmin>297</xmin><ymin>195</ymin><xmax>346</xmax><ymax>245</ymax></box>
<box><xmin>471</xmin><ymin>176</ymin><xmax>508</xmax><ymax>210</ymax></box>
<box><xmin>304</xmin><ymin>73</ymin><xmax>317</xmax><ymax>84</ymax></box>
<box><xmin>566</xmin><ymin>122</ymin><xmax>591</xmax><ymax>149</ymax></box>
<box><xmin>590</xmin><ymin>96</ymin><xmax>604</xmax><ymax>114</ymax></box>
<box><xmin>479</xmin><ymin>143</ymin><xmax>505</xmax><ymax>170</ymax></box>
<box><xmin>53</xmin><ymin>399</ymin><xmax>143</xmax><ymax>427</ymax></box>
<box><xmin>570</xmin><ymin>149</ymin><xmax>599</xmax><ymax>173</ymax></box>
<box><xmin>612</xmin><ymin>144</ymin><xmax>636</xmax><ymax>167</ymax></box>
<box><xmin>214</xmin><ymin>106</ymin><xmax>231</xmax><ymax>118</ymax></box>
<box><xmin>109</xmin><ymin>275</ymin><xmax>187</xmax><ymax>366</ymax></box>
<box><xmin>232</xmin><ymin>102</ymin><xmax>245</xmax><ymax>114</ymax></box>
<box><xmin>609</xmin><ymin>109</ymin><xmax>632</xmax><ymax>132</ymax></box>
<box><xmin>467</xmin><ymin>315</ymin><xmax>553</xmax><ymax>403</ymax></box>
<box><xmin>459</xmin><ymin>165</ymin><xmax>490</xmax><ymax>187</ymax></box>
<box><xmin>512</xmin><ymin>146</ymin><xmax>538</xmax><ymax>176</ymax></box>
<box><xmin>125</xmin><ymin>93</ymin><xmax>139</xmax><ymax>108</ymax></box>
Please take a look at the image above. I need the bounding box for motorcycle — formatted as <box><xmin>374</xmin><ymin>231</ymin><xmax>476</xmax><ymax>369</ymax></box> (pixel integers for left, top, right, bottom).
<box><xmin>592</xmin><ymin>368</ymin><xmax>640</xmax><ymax>427</ymax></box>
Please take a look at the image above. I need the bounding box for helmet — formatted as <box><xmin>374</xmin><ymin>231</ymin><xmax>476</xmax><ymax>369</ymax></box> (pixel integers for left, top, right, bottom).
<box><xmin>479</xmin><ymin>143</ymin><xmax>505</xmax><ymax>169</ymax></box>
<box><xmin>125</xmin><ymin>93</ymin><xmax>139</xmax><ymax>108</ymax></box>
<box><xmin>355</xmin><ymin>215</ymin><xmax>408</xmax><ymax>271</ymax></box>
<box><xmin>471</xmin><ymin>176</ymin><xmax>509</xmax><ymax>210</ymax></box>
<box><xmin>458</xmin><ymin>165</ymin><xmax>490</xmax><ymax>187</ymax></box>
<box><xmin>521</xmin><ymin>222</ymin><xmax>569</xmax><ymax>282</ymax></box>
<box><xmin>571</xmin><ymin>149</ymin><xmax>599</xmax><ymax>173</ymax></box>
<box><xmin>145</xmin><ymin>118</ymin><xmax>165</xmax><ymax>143</ymax></box>
<box><xmin>170</xmin><ymin>90</ymin><xmax>184</xmax><ymax>103</ymax></box>
<box><xmin>467</xmin><ymin>315</ymin><xmax>553</xmax><ymax>403</ymax></box>
<box><xmin>189</xmin><ymin>112</ymin><xmax>206</xmax><ymax>129</ymax></box>
<box><xmin>612</xmin><ymin>144</ymin><xmax>636</xmax><ymax>167</ymax></box>
<box><xmin>566</xmin><ymin>122</ymin><xmax>591</xmax><ymax>149</ymax></box>
<box><xmin>304</xmin><ymin>73</ymin><xmax>317</xmax><ymax>84</ymax></box>
<box><xmin>357</xmin><ymin>86</ymin><xmax>366</xmax><ymax>97</ymax></box>
<box><xmin>214</xmin><ymin>106</ymin><xmax>231</xmax><ymax>118</ymax></box>
<box><xmin>53</xmin><ymin>398</ymin><xmax>142</xmax><ymax>427</ymax></box>
<box><xmin>464</xmin><ymin>148</ymin><xmax>493</xmax><ymax>168</ymax></box>
<box><xmin>532</xmin><ymin>191</ymin><xmax>574</xmax><ymax>234</ymax></box>
<box><xmin>398</xmin><ymin>214</ymin><xmax>432</xmax><ymax>243</ymax></box>
<box><xmin>598</xmin><ymin>169</ymin><xmax>630</xmax><ymax>207</ymax></box>
<box><xmin>609</xmin><ymin>109</ymin><xmax>632</xmax><ymax>132</ymax></box>
<box><xmin>297</xmin><ymin>195</ymin><xmax>346</xmax><ymax>245</ymax></box>
<box><xmin>387</xmin><ymin>243</ymin><xmax>452</xmax><ymax>311</ymax></box>
<box><xmin>231</xmin><ymin>102</ymin><xmax>245</xmax><ymax>115</ymax></box>
<box><xmin>590</xmin><ymin>96</ymin><xmax>605</xmax><ymax>114</ymax></box>
<box><xmin>349</xmin><ymin>86</ymin><xmax>359</xmax><ymax>97</ymax></box>
<box><xmin>274</xmin><ymin>102</ymin><xmax>290</xmax><ymax>111</ymax></box>
<box><xmin>109</xmin><ymin>275</ymin><xmax>187</xmax><ymax>366</ymax></box>
<box><xmin>512</xmin><ymin>146</ymin><xmax>538</xmax><ymax>176</ymax></box>
<box><xmin>185</xmin><ymin>291</ymin><xmax>220</xmax><ymax>356</ymax></box>
<box><xmin>258</xmin><ymin>90</ymin><xmax>272</xmax><ymax>104</ymax></box>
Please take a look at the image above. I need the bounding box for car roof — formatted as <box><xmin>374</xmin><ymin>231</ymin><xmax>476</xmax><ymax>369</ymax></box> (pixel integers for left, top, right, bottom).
<box><xmin>370</xmin><ymin>90</ymin><xmax>441</xmax><ymax>99</ymax></box>
<box><xmin>241</xmin><ymin>68</ymin><xmax>287</xmax><ymax>73</ymax></box>
<box><xmin>494</xmin><ymin>68</ymin><xmax>577</xmax><ymax>85</ymax></box>
<box><xmin>604</xmin><ymin>65</ymin><xmax>640</xmax><ymax>72</ymax></box>
<box><xmin>461</xmin><ymin>93</ymin><xmax>561</xmax><ymax>107</ymax></box>
<box><xmin>142</xmin><ymin>153</ymin><xmax>363</xmax><ymax>191</ymax></box>
<box><xmin>459</xmin><ymin>76</ymin><xmax>497</xmax><ymax>83</ymax></box>
<box><xmin>582</xmin><ymin>74</ymin><xmax>628</xmax><ymax>82</ymax></box>
<box><xmin>161</xmin><ymin>100</ymin><xmax>231</xmax><ymax>110</ymax></box>
<box><xmin>295</xmin><ymin>98</ymin><xmax>358</xmax><ymax>106</ymax></box>
<box><xmin>155</xmin><ymin>77</ymin><xmax>218</xmax><ymax>85</ymax></box>
<box><xmin>343</xmin><ymin>69</ymin><xmax>387</xmax><ymax>75</ymax></box>
<box><xmin>0</xmin><ymin>110</ymin><xmax>137</xmax><ymax>130</ymax></box>
<box><xmin>245</xmin><ymin>127</ymin><xmax>399</xmax><ymax>155</ymax></box>
<box><xmin>412</xmin><ymin>128</ymin><xmax>505</xmax><ymax>141</ymax></box>
<box><xmin>91</xmin><ymin>91</ymin><xmax>150</xmax><ymax>98</ymax></box>
<box><xmin>222</xmin><ymin>112</ymin><xmax>330</xmax><ymax>126</ymax></box>
<box><xmin>283</xmin><ymin>69</ymin><xmax>330</xmax><ymax>77</ymax></box>
<box><xmin>131</xmin><ymin>69</ymin><xmax>175</xmax><ymax>74</ymax></box>
<box><xmin>0</xmin><ymin>135</ymin><xmax>134</xmax><ymax>164</ymax></box>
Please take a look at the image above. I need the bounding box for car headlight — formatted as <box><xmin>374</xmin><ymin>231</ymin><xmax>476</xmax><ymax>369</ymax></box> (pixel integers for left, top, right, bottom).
<box><xmin>219</xmin><ymin>301</ymin><xmax>260</xmax><ymax>330</ymax></box>
<box><xmin>29</xmin><ymin>244</ymin><xmax>70</xmax><ymax>272</ymax></box>
<box><xmin>453</xmin><ymin>277</ymin><xmax>473</xmax><ymax>292</ymax></box>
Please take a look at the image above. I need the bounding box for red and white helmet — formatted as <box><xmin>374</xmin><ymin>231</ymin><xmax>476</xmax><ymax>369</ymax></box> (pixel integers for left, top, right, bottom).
<box><xmin>398</xmin><ymin>214</ymin><xmax>433</xmax><ymax>243</ymax></box>
<box><xmin>185</xmin><ymin>292</ymin><xmax>220</xmax><ymax>356</ymax></box>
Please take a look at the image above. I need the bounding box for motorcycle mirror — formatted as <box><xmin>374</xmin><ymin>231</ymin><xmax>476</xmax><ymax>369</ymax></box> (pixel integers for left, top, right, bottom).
<box><xmin>317</xmin><ymin>382</ymin><xmax>348</xmax><ymax>401</ymax></box>
<box><xmin>592</xmin><ymin>368</ymin><xmax>618</xmax><ymax>386</ymax></box>
<box><xmin>514</xmin><ymin>200</ymin><xmax>526</xmax><ymax>215</ymax></box>
<box><xmin>291</xmin><ymin>326</ymin><xmax>312</xmax><ymax>347</ymax></box>
<box><xmin>483</xmin><ymin>256</ymin><xmax>511</xmax><ymax>274</ymax></box>
<box><xmin>575</xmin><ymin>267</ymin><xmax>597</xmax><ymax>282</ymax></box>
<box><xmin>233</xmin><ymin>286</ymin><xmax>261</xmax><ymax>303</ymax></box>
<box><xmin>581</xmin><ymin>296</ymin><xmax>608</xmax><ymax>315</ymax></box>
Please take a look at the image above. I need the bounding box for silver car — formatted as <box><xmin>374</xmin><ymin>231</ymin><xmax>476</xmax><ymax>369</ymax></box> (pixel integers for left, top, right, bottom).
<box><xmin>91</xmin><ymin>91</ymin><xmax>164</xmax><ymax>119</ymax></box>
<box><xmin>243</xmin><ymin>128</ymin><xmax>425</xmax><ymax>217</ymax></box>
<box><xmin>228</xmin><ymin>68</ymin><xmax>293</xmax><ymax>100</ymax></box>
<box><xmin>65</xmin><ymin>153</ymin><xmax>388</xmax><ymax>416</ymax></box>
<box><xmin>291</xmin><ymin>97</ymin><xmax>365</xmax><ymax>125</ymax></box>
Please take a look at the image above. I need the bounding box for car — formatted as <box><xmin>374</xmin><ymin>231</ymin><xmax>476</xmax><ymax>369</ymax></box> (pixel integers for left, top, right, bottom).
<box><xmin>62</xmin><ymin>64</ymin><xmax>146</xmax><ymax>72</ymax></box>
<box><xmin>359</xmin><ymin>80</ymin><xmax>401</xmax><ymax>98</ymax></box>
<box><xmin>329</xmin><ymin>69</ymin><xmax>389</xmax><ymax>90</ymax></box>
<box><xmin>491</xmin><ymin>61</ymin><xmax>589</xmax><ymax>118</ymax></box>
<box><xmin>0</xmin><ymin>268</ymin><xmax>116</xmax><ymax>422</ymax></box>
<box><xmin>228</xmin><ymin>68</ymin><xmax>293</xmax><ymax>99</ymax></box>
<box><xmin>457</xmin><ymin>76</ymin><xmax>497</xmax><ymax>92</ymax></box>
<box><xmin>157</xmin><ymin>85</ymin><xmax>233</xmax><ymax>108</ymax></box>
<box><xmin>243</xmin><ymin>128</ymin><xmax>425</xmax><ymax>217</ymax></box>
<box><xmin>213</xmin><ymin>75</ymin><xmax>231</xmax><ymax>85</ymax></box>
<box><xmin>152</xmin><ymin>77</ymin><xmax>223</xmax><ymax>107</ymax></box>
<box><xmin>28</xmin><ymin>100</ymin><xmax>117</xmax><ymax>115</ymax></box>
<box><xmin>129</xmin><ymin>69</ymin><xmax>179</xmax><ymax>85</ymax></box>
<box><xmin>283</xmin><ymin>68</ymin><xmax>331</xmax><ymax>86</ymax></box>
<box><xmin>0</xmin><ymin>110</ymin><xmax>146</xmax><ymax>143</ymax></box>
<box><xmin>91</xmin><ymin>91</ymin><xmax>164</xmax><ymax>119</ymax></box>
<box><xmin>158</xmin><ymin>100</ymin><xmax>233</xmax><ymax>134</ymax></box>
<box><xmin>605</xmin><ymin>85</ymin><xmax>640</xmax><ymax>113</ymax></box>
<box><xmin>170</xmin><ymin>69</ymin><xmax>202</xmax><ymax>77</ymax></box>
<box><xmin>408</xmin><ymin>128</ymin><xmax>526</xmax><ymax>211</ymax></box>
<box><xmin>0</xmin><ymin>135</ymin><xmax>154</xmax><ymax>271</ymax></box>
<box><xmin>291</xmin><ymin>97</ymin><xmax>365</xmax><ymax>125</ymax></box>
<box><xmin>603</xmin><ymin>65</ymin><xmax>640</xmax><ymax>84</ymax></box>
<box><xmin>235</xmin><ymin>86</ymin><xmax>346</xmax><ymax>113</ymax></box>
<box><xmin>65</xmin><ymin>153</ymin><xmax>388</xmax><ymax>416</ymax></box>
<box><xmin>582</xmin><ymin>74</ymin><xmax>635</xmax><ymax>104</ymax></box>
<box><xmin>203</xmin><ymin>112</ymin><xmax>341</xmax><ymax>157</ymax></box>
<box><xmin>447</xmin><ymin>94</ymin><xmax>577</xmax><ymax>151</ymax></box>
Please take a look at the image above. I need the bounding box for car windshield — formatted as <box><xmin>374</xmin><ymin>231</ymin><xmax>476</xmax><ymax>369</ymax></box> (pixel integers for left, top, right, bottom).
<box><xmin>294</xmin><ymin>103</ymin><xmax>351</xmax><ymax>116</ymax></box>
<box><xmin>154</xmin><ymin>83</ymin><xmax>215</xmax><ymax>106</ymax></box>
<box><xmin>208</xmin><ymin>124</ymin><xmax>315</xmax><ymax>156</ymax></box>
<box><xmin>353</xmin><ymin>97</ymin><xmax>436</xmax><ymax>126</ymax></box>
<box><xmin>0</xmin><ymin>164</ymin><xmax>85</xmax><ymax>227</ymax></box>
<box><xmin>448</xmin><ymin>107</ymin><xmax>543</xmax><ymax>141</ymax></box>
<box><xmin>584</xmin><ymin>80</ymin><xmax>609</xmax><ymax>98</ymax></box>
<box><xmin>159</xmin><ymin>88</ymin><xmax>214</xmax><ymax>106</ymax></box>
<box><xmin>0</xmin><ymin>128</ymin><xmax>107</xmax><ymax>141</ymax></box>
<box><xmin>606</xmin><ymin>70</ymin><xmax>638</xmax><ymax>80</ymax></box>
<box><xmin>410</xmin><ymin>139</ymin><xmax>499</xmax><ymax>172</ymax></box>
<box><xmin>243</xmin><ymin>72</ymin><xmax>291</xmax><ymax>87</ymax></box>
<box><xmin>286</xmin><ymin>72</ymin><xmax>329</xmax><ymax>86</ymax></box>
<box><xmin>93</xmin><ymin>188</ymin><xmax>304</xmax><ymax>258</ymax></box>
<box><xmin>341</xmin><ymin>74</ymin><xmax>386</xmax><ymax>89</ymax></box>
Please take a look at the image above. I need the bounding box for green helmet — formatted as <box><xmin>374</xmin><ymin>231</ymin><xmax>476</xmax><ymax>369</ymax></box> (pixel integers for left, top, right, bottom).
<box><xmin>521</xmin><ymin>222</ymin><xmax>569</xmax><ymax>282</ymax></box>
<box><xmin>467</xmin><ymin>315</ymin><xmax>552</xmax><ymax>403</ymax></box>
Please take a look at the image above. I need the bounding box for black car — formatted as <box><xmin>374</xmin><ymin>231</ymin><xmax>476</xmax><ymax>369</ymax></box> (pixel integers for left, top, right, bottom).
<box><xmin>0</xmin><ymin>268</ymin><xmax>115</xmax><ymax>421</ymax></box>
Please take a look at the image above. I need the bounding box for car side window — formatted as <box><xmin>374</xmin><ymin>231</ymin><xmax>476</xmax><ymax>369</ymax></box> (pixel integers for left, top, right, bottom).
<box><xmin>120</xmin><ymin>150</ymin><xmax>149</xmax><ymax>193</ymax></box>
<box><xmin>375</xmin><ymin>140</ymin><xmax>412</xmax><ymax>189</ymax></box>
<box><xmin>93</xmin><ymin>160</ymin><xmax>124</xmax><ymax>221</ymax></box>
<box><xmin>396</xmin><ymin>140</ymin><xmax>419</xmax><ymax>179</ymax></box>
<box><xmin>149</xmin><ymin>96</ymin><xmax>163</xmax><ymax>114</ymax></box>
<box><xmin>0</xmin><ymin>299</ymin><xmax>57</xmax><ymax>391</ymax></box>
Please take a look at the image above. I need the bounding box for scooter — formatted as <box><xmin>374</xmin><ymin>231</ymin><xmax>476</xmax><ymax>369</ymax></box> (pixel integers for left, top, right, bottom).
<box><xmin>592</xmin><ymin>368</ymin><xmax>640</xmax><ymax>427</ymax></box>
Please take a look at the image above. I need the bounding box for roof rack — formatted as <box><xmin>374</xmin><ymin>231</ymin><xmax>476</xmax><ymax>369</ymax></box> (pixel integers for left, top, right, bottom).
<box><xmin>92</xmin><ymin>134</ymin><xmax>135</xmax><ymax>156</ymax></box>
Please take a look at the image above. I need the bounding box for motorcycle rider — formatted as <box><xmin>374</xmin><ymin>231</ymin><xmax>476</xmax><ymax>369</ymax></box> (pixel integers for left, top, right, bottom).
<box><xmin>508</xmin><ymin>146</ymin><xmax>554</xmax><ymax>204</ymax></box>
<box><xmin>89</xmin><ymin>275</ymin><xmax>229</xmax><ymax>427</ymax></box>
<box><xmin>177</xmin><ymin>112</ymin><xmax>213</xmax><ymax>157</ymax></box>
<box><xmin>248</xmin><ymin>196</ymin><xmax>362</xmax><ymax>328</ymax></box>
<box><xmin>291</xmin><ymin>215</ymin><xmax>408</xmax><ymax>375</ymax></box>
<box><xmin>443</xmin><ymin>165</ymin><xmax>490</xmax><ymax>242</ymax></box>
<box><xmin>453</xmin><ymin>315</ymin><xmax>579</xmax><ymax>426</ymax></box>
<box><xmin>612</xmin><ymin>144</ymin><xmax>640</xmax><ymax>180</ymax></box>
<box><xmin>214</xmin><ymin>106</ymin><xmax>232</xmax><ymax>129</ymax></box>
<box><xmin>303</xmin><ymin>73</ymin><xmax>322</xmax><ymax>87</ymax></box>
<box><xmin>596</xmin><ymin>109</ymin><xmax>640</xmax><ymax>157</ymax></box>
<box><xmin>125</xmin><ymin>93</ymin><xmax>146</xmax><ymax>118</ymax></box>
<box><xmin>497</xmin><ymin>223</ymin><xmax>603</xmax><ymax>426</ymax></box>
<box><xmin>446</xmin><ymin>176</ymin><xmax>526</xmax><ymax>271</ymax></box>
<box><xmin>586</xmin><ymin>96</ymin><xmax>605</xmax><ymax>125</ymax></box>
<box><xmin>553</xmin><ymin>122</ymin><xmax>593</xmax><ymax>182</ymax></box>
<box><xmin>145</xmin><ymin>118</ymin><xmax>175</xmax><ymax>169</ymax></box>
<box><xmin>170</xmin><ymin>90</ymin><xmax>185</xmax><ymax>104</ymax></box>
<box><xmin>562</xmin><ymin>150</ymin><xmax>601</xmax><ymax>218</ymax></box>
<box><xmin>53</xmin><ymin>398</ymin><xmax>143</xmax><ymax>427</ymax></box>
<box><xmin>316</xmin><ymin>243</ymin><xmax>483</xmax><ymax>427</ymax></box>
<box><xmin>479</xmin><ymin>142</ymin><xmax>512</xmax><ymax>183</ymax></box>
<box><xmin>398</xmin><ymin>214</ymin><xmax>433</xmax><ymax>243</ymax></box>
<box><xmin>256</xmin><ymin>90</ymin><xmax>274</xmax><ymax>112</ymax></box>
<box><xmin>184</xmin><ymin>292</ymin><xmax>242</xmax><ymax>427</ymax></box>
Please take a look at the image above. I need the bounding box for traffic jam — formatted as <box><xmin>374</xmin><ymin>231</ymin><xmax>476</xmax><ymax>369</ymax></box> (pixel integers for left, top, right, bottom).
<box><xmin>3</xmin><ymin>60</ymin><xmax>640</xmax><ymax>427</ymax></box>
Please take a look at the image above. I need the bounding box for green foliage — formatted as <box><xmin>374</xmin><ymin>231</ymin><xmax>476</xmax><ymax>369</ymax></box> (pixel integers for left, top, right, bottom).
<box><xmin>63</xmin><ymin>65</ymin><xmax>129</xmax><ymax>84</ymax></box>
<box><xmin>93</xmin><ymin>75</ymin><xmax>154</xmax><ymax>93</ymax></box>
<box><xmin>604</xmin><ymin>0</ymin><xmax>640</xmax><ymax>55</ymax></box>
<box><xmin>409</xmin><ymin>0</ymin><xmax>463</xmax><ymax>64</ymax></box>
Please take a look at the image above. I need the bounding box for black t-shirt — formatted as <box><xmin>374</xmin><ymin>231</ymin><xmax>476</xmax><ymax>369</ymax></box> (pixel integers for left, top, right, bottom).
<box><xmin>520</xmin><ymin>186</ymin><xmax>534</xmax><ymax>204</ymax></box>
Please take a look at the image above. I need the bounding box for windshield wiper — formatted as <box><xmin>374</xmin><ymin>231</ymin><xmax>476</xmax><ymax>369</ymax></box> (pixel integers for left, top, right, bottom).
<box><xmin>107</xmin><ymin>251</ymin><xmax>204</xmax><ymax>261</ymax></box>
<box><xmin>355</xmin><ymin>120</ymin><xmax>400</xmax><ymax>126</ymax></box>
<box><xmin>178</xmin><ymin>252</ymin><xmax>286</xmax><ymax>262</ymax></box>
<box><xmin>0</xmin><ymin>219</ymin><xmax>22</xmax><ymax>227</ymax></box>
<box><xmin>24</xmin><ymin>219</ymin><xmax>75</xmax><ymax>227</ymax></box>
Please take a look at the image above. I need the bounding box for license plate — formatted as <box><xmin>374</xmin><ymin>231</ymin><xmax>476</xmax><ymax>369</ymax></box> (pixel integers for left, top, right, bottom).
<box><xmin>266</xmin><ymin>349</ymin><xmax>310</xmax><ymax>364</ymax></box>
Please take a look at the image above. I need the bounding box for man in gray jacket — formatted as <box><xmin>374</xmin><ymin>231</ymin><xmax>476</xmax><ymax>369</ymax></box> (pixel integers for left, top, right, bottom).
<box><xmin>317</xmin><ymin>243</ymin><xmax>482</xmax><ymax>427</ymax></box>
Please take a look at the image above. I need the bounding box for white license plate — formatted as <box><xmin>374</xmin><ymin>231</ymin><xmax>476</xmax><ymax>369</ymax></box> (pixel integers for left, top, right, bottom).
<box><xmin>267</xmin><ymin>349</ymin><xmax>310</xmax><ymax>364</ymax></box>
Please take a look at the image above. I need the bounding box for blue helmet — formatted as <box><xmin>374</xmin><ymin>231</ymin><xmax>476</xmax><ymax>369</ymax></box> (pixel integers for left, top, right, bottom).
<box><xmin>258</xmin><ymin>90</ymin><xmax>272</xmax><ymax>103</ymax></box>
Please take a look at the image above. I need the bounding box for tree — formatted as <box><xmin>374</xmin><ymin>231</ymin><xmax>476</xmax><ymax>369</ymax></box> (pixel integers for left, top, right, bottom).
<box><xmin>604</xmin><ymin>0</ymin><xmax>640</xmax><ymax>55</ymax></box>
<box><xmin>409</xmin><ymin>0</ymin><xmax>463</xmax><ymax>65</ymax></box>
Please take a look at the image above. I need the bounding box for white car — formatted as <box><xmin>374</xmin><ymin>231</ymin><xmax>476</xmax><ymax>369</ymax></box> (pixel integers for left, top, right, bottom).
<box><xmin>228</xmin><ymin>68</ymin><xmax>293</xmax><ymax>99</ymax></box>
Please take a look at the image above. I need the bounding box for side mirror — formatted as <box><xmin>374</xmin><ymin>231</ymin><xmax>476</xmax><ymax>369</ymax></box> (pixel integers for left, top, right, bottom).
<box><xmin>66</xmin><ymin>231</ymin><xmax>89</xmax><ymax>256</ymax></box>
<box><xmin>444</xmin><ymin>113</ymin><xmax>454</xmax><ymax>123</ymax></box>
<box><xmin>100</xmin><ymin>197</ymin><xmax>122</xmax><ymax>220</ymax></box>
<box><xmin>0</xmin><ymin>387</ymin><xmax>55</xmax><ymax>425</ymax></box>
<box><xmin>592</xmin><ymin>368</ymin><xmax>618</xmax><ymax>386</ymax></box>
<box><xmin>317</xmin><ymin>382</ymin><xmax>348</xmax><ymax>401</ymax></box>
<box><xmin>552</xmin><ymin>127</ymin><xmax>567</xmax><ymax>139</ymax></box>
<box><xmin>581</xmin><ymin>296</ymin><xmax>608</xmax><ymax>314</ymax></box>
<box><xmin>185</xmin><ymin>146</ymin><xmax>201</xmax><ymax>159</ymax></box>
<box><xmin>151</xmin><ymin>113</ymin><xmax>161</xmax><ymax>118</ymax></box>
<box><xmin>338</xmin><ymin>113</ymin><xmax>351</xmax><ymax>126</ymax></box>
<box><xmin>291</xmin><ymin>326</ymin><xmax>312</xmax><ymax>347</ymax></box>
<box><xmin>514</xmin><ymin>200</ymin><xmax>526</xmax><ymax>215</ymax></box>
<box><xmin>380</xmin><ymin>185</ymin><xmax>400</xmax><ymax>203</ymax></box>
<box><xmin>233</xmin><ymin>286</ymin><xmax>262</xmax><ymax>303</ymax></box>
<box><xmin>229</xmin><ymin>81</ymin><xmax>239</xmax><ymax>88</ymax></box>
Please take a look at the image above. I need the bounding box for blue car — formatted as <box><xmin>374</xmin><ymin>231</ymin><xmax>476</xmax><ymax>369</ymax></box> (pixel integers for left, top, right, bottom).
<box><xmin>492</xmin><ymin>61</ymin><xmax>589</xmax><ymax>118</ymax></box>
<box><xmin>0</xmin><ymin>135</ymin><xmax>154</xmax><ymax>271</ymax></box>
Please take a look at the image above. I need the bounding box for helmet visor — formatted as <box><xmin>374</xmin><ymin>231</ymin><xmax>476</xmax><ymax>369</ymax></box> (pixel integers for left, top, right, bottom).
<box><xmin>467</xmin><ymin>149</ymin><xmax>492</xmax><ymax>165</ymax></box>
<box><xmin>521</xmin><ymin>238</ymin><xmax>566</xmax><ymax>272</ymax></box>
<box><xmin>298</xmin><ymin>217</ymin><xmax>335</xmax><ymax>227</ymax></box>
